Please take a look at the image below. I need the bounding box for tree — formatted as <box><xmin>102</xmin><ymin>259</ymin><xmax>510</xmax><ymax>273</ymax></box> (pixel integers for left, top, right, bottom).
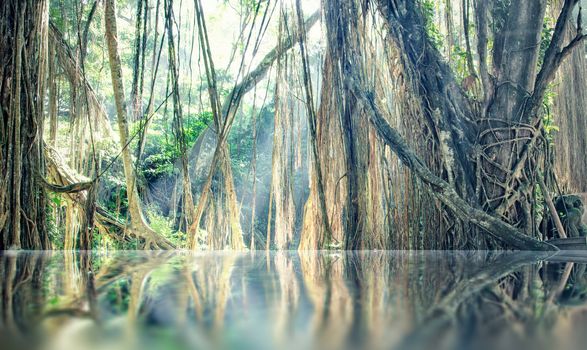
<box><xmin>104</xmin><ymin>0</ymin><xmax>174</xmax><ymax>249</ymax></box>
<box><xmin>187</xmin><ymin>2</ymin><xmax>320</xmax><ymax>250</ymax></box>
<box><xmin>300</xmin><ymin>0</ymin><xmax>585</xmax><ymax>250</ymax></box>
<box><xmin>369</xmin><ymin>0</ymin><xmax>585</xmax><ymax>248</ymax></box>
<box><xmin>0</xmin><ymin>0</ymin><xmax>51</xmax><ymax>249</ymax></box>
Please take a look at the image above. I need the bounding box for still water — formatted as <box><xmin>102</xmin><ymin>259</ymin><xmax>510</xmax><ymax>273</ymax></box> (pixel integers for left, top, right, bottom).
<box><xmin>1</xmin><ymin>250</ymin><xmax>587</xmax><ymax>350</ymax></box>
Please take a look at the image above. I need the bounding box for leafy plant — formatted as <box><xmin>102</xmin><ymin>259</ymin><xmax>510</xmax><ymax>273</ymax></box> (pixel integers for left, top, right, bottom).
<box><xmin>539</xmin><ymin>15</ymin><xmax>556</xmax><ymax>67</ymax></box>
<box><xmin>542</xmin><ymin>83</ymin><xmax>560</xmax><ymax>143</ymax></box>
<box><xmin>147</xmin><ymin>206</ymin><xmax>184</xmax><ymax>246</ymax></box>
<box><xmin>141</xmin><ymin>111</ymin><xmax>213</xmax><ymax>181</ymax></box>
<box><xmin>421</xmin><ymin>0</ymin><xmax>444</xmax><ymax>51</ymax></box>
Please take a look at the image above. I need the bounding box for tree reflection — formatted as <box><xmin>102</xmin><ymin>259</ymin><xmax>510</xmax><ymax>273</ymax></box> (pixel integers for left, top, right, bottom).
<box><xmin>1</xmin><ymin>250</ymin><xmax>587</xmax><ymax>350</ymax></box>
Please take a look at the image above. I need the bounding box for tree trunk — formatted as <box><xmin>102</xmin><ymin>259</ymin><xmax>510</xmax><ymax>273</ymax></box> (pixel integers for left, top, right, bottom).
<box><xmin>352</xmin><ymin>79</ymin><xmax>555</xmax><ymax>251</ymax></box>
<box><xmin>1</xmin><ymin>0</ymin><xmax>50</xmax><ymax>249</ymax></box>
<box><xmin>104</xmin><ymin>0</ymin><xmax>174</xmax><ymax>249</ymax></box>
<box><xmin>165</xmin><ymin>0</ymin><xmax>197</xmax><ymax>245</ymax></box>
<box><xmin>551</xmin><ymin>2</ymin><xmax>587</xmax><ymax>192</ymax></box>
<box><xmin>301</xmin><ymin>1</ymin><xmax>403</xmax><ymax>250</ymax></box>
<box><xmin>302</xmin><ymin>0</ymin><xmax>585</xmax><ymax>250</ymax></box>
<box><xmin>48</xmin><ymin>40</ymin><xmax>58</xmax><ymax>147</ymax></box>
<box><xmin>479</xmin><ymin>1</ymin><xmax>546</xmax><ymax>230</ymax></box>
<box><xmin>269</xmin><ymin>47</ymin><xmax>296</xmax><ymax>250</ymax></box>
<box><xmin>130</xmin><ymin>0</ymin><xmax>146</xmax><ymax>122</ymax></box>
<box><xmin>188</xmin><ymin>4</ymin><xmax>319</xmax><ymax>250</ymax></box>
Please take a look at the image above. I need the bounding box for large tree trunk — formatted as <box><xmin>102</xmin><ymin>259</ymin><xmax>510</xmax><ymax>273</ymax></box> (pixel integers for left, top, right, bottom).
<box><xmin>301</xmin><ymin>1</ymin><xmax>451</xmax><ymax>250</ymax></box>
<box><xmin>350</xmin><ymin>78</ymin><xmax>555</xmax><ymax>251</ymax></box>
<box><xmin>300</xmin><ymin>2</ymin><xmax>368</xmax><ymax>250</ymax></box>
<box><xmin>476</xmin><ymin>0</ymin><xmax>585</xmax><ymax>238</ymax></box>
<box><xmin>104</xmin><ymin>0</ymin><xmax>174</xmax><ymax>249</ymax></box>
<box><xmin>298</xmin><ymin>0</ymin><xmax>581</xmax><ymax>250</ymax></box>
<box><xmin>478</xmin><ymin>0</ymin><xmax>546</xmax><ymax>234</ymax></box>
<box><xmin>0</xmin><ymin>0</ymin><xmax>50</xmax><ymax>249</ymax></box>
<box><xmin>551</xmin><ymin>4</ymin><xmax>587</xmax><ymax>193</ymax></box>
<box><xmin>372</xmin><ymin>0</ymin><xmax>584</xmax><ymax>248</ymax></box>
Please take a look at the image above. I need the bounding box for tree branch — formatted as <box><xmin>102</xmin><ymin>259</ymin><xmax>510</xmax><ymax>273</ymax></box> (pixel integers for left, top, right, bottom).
<box><xmin>530</xmin><ymin>0</ymin><xmax>584</xmax><ymax>114</ymax></box>
<box><xmin>220</xmin><ymin>10</ymin><xmax>320</xmax><ymax>121</ymax></box>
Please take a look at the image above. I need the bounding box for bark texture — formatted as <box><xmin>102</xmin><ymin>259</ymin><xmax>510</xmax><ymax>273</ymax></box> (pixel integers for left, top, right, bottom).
<box><xmin>104</xmin><ymin>0</ymin><xmax>174</xmax><ymax>249</ymax></box>
<box><xmin>269</xmin><ymin>52</ymin><xmax>298</xmax><ymax>250</ymax></box>
<box><xmin>299</xmin><ymin>0</ymin><xmax>583</xmax><ymax>250</ymax></box>
<box><xmin>551</xmin><ymin>5</ymin><xmax>587</xmax><ymax>192</ymax></box>
<box><xmin>1</xmin><ymin>0</ymin><xmax>51</xmax><ymax>249</ymax></box>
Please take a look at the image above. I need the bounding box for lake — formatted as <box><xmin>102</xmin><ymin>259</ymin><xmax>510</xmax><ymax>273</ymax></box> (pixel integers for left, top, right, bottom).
<box><xmin>1</xmin><ymin>250</ymin><xmax>587</xmax><ymax>350</ymax></box>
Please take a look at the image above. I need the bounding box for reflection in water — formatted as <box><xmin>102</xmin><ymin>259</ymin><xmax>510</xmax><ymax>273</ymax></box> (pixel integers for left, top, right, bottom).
<box><xmin>1</xmin><ymin>250</ymin><xmax>587</xmax><ymax>350</ymax></box>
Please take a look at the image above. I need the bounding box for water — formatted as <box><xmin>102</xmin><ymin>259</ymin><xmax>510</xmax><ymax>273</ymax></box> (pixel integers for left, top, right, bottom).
<box><xmin>1</xmin><ymin>250</ymin><xmax>587</xmax><ymax>350</ymax></box>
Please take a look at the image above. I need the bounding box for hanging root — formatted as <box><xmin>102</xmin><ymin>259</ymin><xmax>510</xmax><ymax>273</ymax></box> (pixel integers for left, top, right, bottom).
<box><xmin>44</xmin><ymin>145</ymin><xmax>176</xmax><ymax>249</ymax></box>
<box><xmin>349</xmin><ymin>78</ymin><xmax>556</xmax><ymax>251</ymax></box>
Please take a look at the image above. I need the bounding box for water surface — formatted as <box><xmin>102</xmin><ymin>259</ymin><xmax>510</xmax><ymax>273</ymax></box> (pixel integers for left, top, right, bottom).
<box><xmin>1</xmin><ymin>250</ymin><xmax>587</xmax><ymax>350</ymax></box>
